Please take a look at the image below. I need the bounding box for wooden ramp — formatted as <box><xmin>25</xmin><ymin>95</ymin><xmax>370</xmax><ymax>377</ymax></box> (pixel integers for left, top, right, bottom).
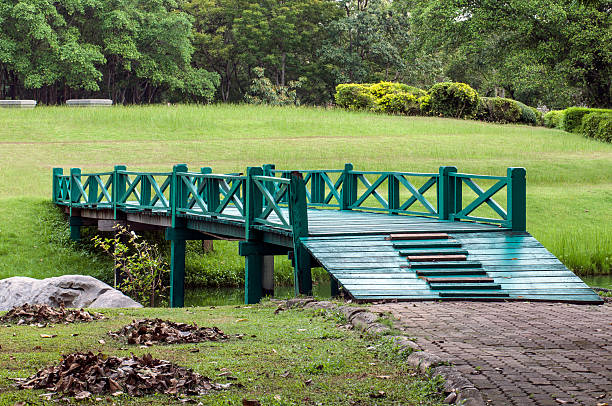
<box><xmin>302</xmin><ymin>230</ymin><xmax>602</xmax><ymax>303</ymax></box>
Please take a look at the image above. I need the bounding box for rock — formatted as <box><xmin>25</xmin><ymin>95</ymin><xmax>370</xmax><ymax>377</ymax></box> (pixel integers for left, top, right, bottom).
<box><xmin>350</xmin><ymin>311</ymin><xmax>379</xmax><ymax>330</ymax></box>
<box><xmin>336</xmin><ymin>305</ymin><xmax>366</xmax><ymax>321</ymax></box>
<box><xmin>406</xmin><ymin>351</ymin><xmax>449</xmax><ymax>373</ymax></box>
<box><xmin>66</xmin><ymin>99</ymin><xmax>112</xmax><ymax>107</ymax></box>
<box><xmin>0</xmin><ymin>275</ymin><xmax>141</xmax><ymax>310</ymax></box>
<box><xmin>0</xmin><ymin>100</ymin><xmax>36</xmax><ymax>108</ymax></box>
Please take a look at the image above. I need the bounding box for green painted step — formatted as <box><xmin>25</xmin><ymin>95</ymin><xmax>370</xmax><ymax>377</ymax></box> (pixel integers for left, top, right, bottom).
<box><xmin>438</xmin><ymin>291</ymin><xmax>510</xmax><ymax>298</ymax></box>
<box><xmin>393</xmin><ymin>241</ymin><xmax>462</xmax><ymax>249</ymax></box>
<box><xmin>428</xmin><ymin>283</ymin><xmax>502</xmax><ymax>290</ymax></box>
<box><xmin>416</xmin><ymin>269</ymin><xmax>487</xmax><ymax>276</ymax></box>
<box><xmin>408</xmin><ymin>261</ymin><xmax>482</xmax><ymax>269</ymax></box>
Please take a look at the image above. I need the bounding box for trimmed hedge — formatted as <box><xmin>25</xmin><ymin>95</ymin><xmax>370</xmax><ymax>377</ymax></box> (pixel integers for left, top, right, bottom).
<box><xmin>581</xmin><ymin>112</ymin><xmax>612</xmax><ymax>142</ymax></box>
<box><xmin>543</xmin><ymin>110</ymin><xmax>563</xmax><ymax>128</ymax></box>
<box><xmin>429</xmin><ymin>82</ymin><xmax>479</xmax><ymax>118</ymax></box>
<box><xmin>334</xmin><ymin>82</ymin><xmax>427</xmax><ymax>115</ymax></box>
<box><xmin>334</xmin><ymin>84</ymin><xmax>375</xmax><ymax>110</ymax></box>
<box><xmin>515</xmin><ymin>101</ymin><xmax>538</xmax><ymax>125</ymax></box>
<box><xmin>475</xmin><ymin>97</ymin><xmax>521</xmax><ymax>123</ymax></box>
<box><xmin>560</xmin><ymin>107</ymin><xmax>612</xmax><ymax>133</ymax></box>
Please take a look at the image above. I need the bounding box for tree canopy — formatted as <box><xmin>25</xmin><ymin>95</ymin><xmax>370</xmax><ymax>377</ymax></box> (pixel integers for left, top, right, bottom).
<box><xmin>0</xmin><ymin>0</ymin><xmax>609</xmax><ymax>107</ymax></box>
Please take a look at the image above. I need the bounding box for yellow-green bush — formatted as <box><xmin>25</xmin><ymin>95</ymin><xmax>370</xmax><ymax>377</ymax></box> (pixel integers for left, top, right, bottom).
<box><xmin>334</xmin><ymin>84</ymin><xmax>375</xmax><ymax>110</ymax></box>
<box><xmin>376</xmin><ymin>92</ymin><xmax>420</xmax><ymax>115</ymax></box>
<box><xmin>543</xmin><ymin>110</ymin><xmax>563</xmax><ymax>128</ymax></box>
<box><xmin>429</xmin><ymin>82</ymin><xmax>479</xmax><ymax>118</ymax></box>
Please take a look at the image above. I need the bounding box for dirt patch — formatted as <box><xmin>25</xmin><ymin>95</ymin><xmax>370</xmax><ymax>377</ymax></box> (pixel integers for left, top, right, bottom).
<box><xmin>0</xmin><ymin>304</ymin><xmax>104</xmax><ymax>326</ymax></box>
<box><xmin>15</xmin><ymin>352</ymin><xmax>229</xmax><ymax>399</ymax></box>
<box><xmin>109</xmin><ymin>318</ymin><xmax>229</xmax><ymax>345</ymax></box>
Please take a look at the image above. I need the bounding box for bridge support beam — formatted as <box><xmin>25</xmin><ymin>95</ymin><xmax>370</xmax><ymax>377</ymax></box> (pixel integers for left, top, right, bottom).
<box><xmin>169</xmin><ymin>237</ymin><xmax>186</xmax><ymax>308</ymax></box>
<box><xmin>239</xmin><ymin>241</ymin><xmax>289</xmax><ymax>303</ymax></box>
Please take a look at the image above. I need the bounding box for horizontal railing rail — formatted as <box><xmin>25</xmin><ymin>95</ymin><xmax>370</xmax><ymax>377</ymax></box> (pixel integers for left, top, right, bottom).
<box><xmin>52</xmin><ymin>164</ymin><xmax>526</xmax><ymax>233</ymax></box>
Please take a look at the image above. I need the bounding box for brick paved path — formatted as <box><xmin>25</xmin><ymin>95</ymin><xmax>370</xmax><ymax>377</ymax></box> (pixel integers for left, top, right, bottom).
<box><xmin>372</xmin><ymin>302</ymin><xmax>612</xmax><ymax>406</ymax></box>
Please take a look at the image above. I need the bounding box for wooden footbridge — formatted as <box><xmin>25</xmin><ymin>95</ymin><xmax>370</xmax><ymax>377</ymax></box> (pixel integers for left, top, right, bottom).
<box><xmin>52</xmin><ymin>164</ymin><xmax>602</xmax><ymax>306</ymax></box>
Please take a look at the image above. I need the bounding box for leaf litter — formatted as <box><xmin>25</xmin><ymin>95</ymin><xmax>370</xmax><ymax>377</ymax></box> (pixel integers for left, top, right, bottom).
<box><xmin>14</xmin><ymin>352</ymin><xmax>231</xmax><ymax>399</ymax></box>
<box><xmin>0</xmin><ymin>303</ymin><xmax>104</xmax><ymax>326</ymax></box>
<box><xmin>108</xmin><ymin>318</ymin><xmax>229</xmax><ymax>345</ymax></box>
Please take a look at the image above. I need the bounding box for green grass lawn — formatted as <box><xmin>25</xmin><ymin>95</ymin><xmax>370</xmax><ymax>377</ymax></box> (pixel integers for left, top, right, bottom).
<box><xmin>0</xmin><ymin>104</ymin><xmax>610</xmax><ymax>282</ymax></box>
<box><xmin>0</xmin><ymin>303</ymin><xmax>445</xmax><ymax>405</ymax></box>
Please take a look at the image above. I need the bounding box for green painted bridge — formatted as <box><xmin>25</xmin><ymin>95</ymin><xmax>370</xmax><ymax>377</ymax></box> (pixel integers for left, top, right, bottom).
<box><xmin>52</xmin><ymin>164</ymin><xmax>602</xmax><ymax>306</ymax></box>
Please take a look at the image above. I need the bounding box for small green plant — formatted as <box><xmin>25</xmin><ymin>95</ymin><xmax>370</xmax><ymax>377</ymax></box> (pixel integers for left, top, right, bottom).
<box><xmin>476</xmin><ymin>97</ymin><xmax>522</xmax><ymax>123</ymax></box>
<box><xmin>92</xmin><ymin>225</ymin><xmax>169</xmax><ymax>307</ymax></box>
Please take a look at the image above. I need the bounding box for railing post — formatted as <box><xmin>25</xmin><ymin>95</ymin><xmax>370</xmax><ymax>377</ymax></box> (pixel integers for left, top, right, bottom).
<box><xmin>170</xmin><ymin>164</ymin><xmax>188</xmax><ymax>308</ymax></box>
<box><xmin>244</xmin><ymin>167</ymin><xmax>264</xmax><ymax>304</ymax></box>
<box><xmin>113</xmin><ymin>165</ymin><xmax>126</xmax><ymax>220</ymax></box>
<box><xmin>52</xmin><ymin>168</ymin><xmax>63</xmax><ymax>203</ymax></box>
<box><xmin>311</xmin><ymin>172</ymin><xmax>325</xmax><ymax>204</ymax></box>
<box><xmin>199</xmin><ymin>167</ymin><xmax>212</xmax><ymax>210</ymax></box>
<box><xmin>289</xmin><ymin>171</ymin><xmax>311</xmax><ymax>296</ymax></box>
<box><xmin>508</xmin><ymin>167</ymin><xmax>526</xmax><ymax>232</ymax></box>
<box><xmin>88</xmin><ymin>175</ymin><xmax>98</xmax><ymax>206</ymax></box>
<box><xmin>140</xmin><ymin>175</ymin><xmax>151</xmax><ymax>207</ymax></box>
<box><xmin>69</xmin><ymin>168</ymin><xmax>82</xmax><ymax>241</ymax></box>
<box><xmin>438</xmin><ymin>166</ymin><xmax>457</xmax><ymax>220</ymax></box>
<box><xmin>70</xmin><ymin>168</ymin><xmax>82</xmax><ymax>206</ymax></box>
<box><xmin>388</xmin><ymin>173</ymin><xmax>400</xmax><ymax>214</ymax></box>
<box><xmin>341</xmin><ymin>163</ymin><xmax>356</xmax><ymax>210</ymax></box>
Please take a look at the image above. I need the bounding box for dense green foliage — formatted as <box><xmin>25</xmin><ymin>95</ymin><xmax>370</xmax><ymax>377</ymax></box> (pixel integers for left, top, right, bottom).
<box><xmin>0</xmin><ymin>0</ymin><xmax>608</xmax><ymax>107</ymax></box>
<box><xmin>428</xmin><ymin>82</ymin><xmax>479</xmax><ymax>118</ymax></box>
<box><xmin>335</xmin><ymin>82</ymin><xmax>427</xmax><ymax>114</ymax></box>
<box><xmin>408</xmin><ymin>0</ymin><xmax>611</xmax><ymax>108</ymax></box>
<box><xmin>543</xmin><ymin>110</ymin><xmax>563</xmax><ymax>128</ymax></box>
<box><xmin>561</xmin><ymin>107</ymin><xmax>612</xmax><ymax>133</ymax></box>
<box><xmin>581</xmin><ymin>113</ymin><xmax>612</xmax><ymax>143</ymax></box>
<box><xmin>0</xmin><ymin>0</ymin><xmax>220</xmax><ymax>104</ymax></box>
<box><xmin>476</xmin><ymin>97</ymin><xmax>522</xmax><ymax>124</ymax></box>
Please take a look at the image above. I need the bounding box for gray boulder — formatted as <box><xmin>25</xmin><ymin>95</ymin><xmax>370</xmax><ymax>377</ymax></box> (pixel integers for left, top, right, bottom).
<box><xmin>0</xmin><ymin>275</ymin><xmax>142</xmax><ymax>310</ymax></box>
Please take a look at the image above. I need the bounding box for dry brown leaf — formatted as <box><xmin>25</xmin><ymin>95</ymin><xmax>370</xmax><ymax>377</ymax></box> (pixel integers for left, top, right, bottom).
<box><xmin>40</xmin><ymin>334</ymin><xmax>56</xmax><ymax>338</ymax></box>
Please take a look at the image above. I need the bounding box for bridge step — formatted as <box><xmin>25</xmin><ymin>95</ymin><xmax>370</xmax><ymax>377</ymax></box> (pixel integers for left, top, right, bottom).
<box><xmin>438</xmin><ymin>291</ymin><xmax>510</xmax><ymax>298</ymax></box>
<box><xmin>408</xmin><ymin>261</ymin><xmax>482</xmax><ymax>269</ymax></box>
<box><xmin>399</xmin><ymin>248</ymin><xmax>468</xmax><ymax>256</ymax></box>
<box><xmin>424</xmin><ymin>277</ymin><xmax>494</xmax><ymax>283</ymax></box>
<box><xmin>429</xmin><ymin>283</ymin><xmax>502</xmax><ymax>290</ymax></box>
<box><xmin>393</xmin><ymin>241</ymin><xmax>462</xmax><ymax>249</ymax></box>
<box><xmin>416</xmin><ymin>269</ymin><xmax>487</xmax><ymax>276</ymax></box>
<box><xmin>405</xmin><ymin>254</ymin><xmax>467</xmax><ymax>262</ymax></box>
<box><xmin>386</xmin><ymin>233</ymin><xmax>449</xmax><ymax>241</ymax></box>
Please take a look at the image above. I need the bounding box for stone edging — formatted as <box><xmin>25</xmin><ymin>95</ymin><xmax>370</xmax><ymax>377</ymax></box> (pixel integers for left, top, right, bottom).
<box><xmin>283</xmin><ymin>298</ymin><xmax>485</xmax><ymax>406</ymax></box>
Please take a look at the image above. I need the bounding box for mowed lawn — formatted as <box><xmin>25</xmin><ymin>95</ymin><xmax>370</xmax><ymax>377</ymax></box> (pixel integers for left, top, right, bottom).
<box><xmin>0</xmin><ymin>104</ymin><xmax>610</xmax><ymax>279</ymax></box>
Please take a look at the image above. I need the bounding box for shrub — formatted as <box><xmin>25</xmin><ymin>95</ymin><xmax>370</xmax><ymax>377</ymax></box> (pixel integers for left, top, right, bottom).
<box><xmin>531</xmin><ymin>107</ymin><xmax>544</xmax><ymax>126</ymax></box>
<box><xmin>475</xmin><ymin>97</ymin><xmax>521</xmax><ymax>123</ymax></box>
<box><xmin>543</xmin><ymin>110</ymin><xmax>563</xmax><ymax>128</ymax></box>
<box><xmin>369</xmin><ymin>81</ymin><xmax>427</xmax><ymax>99</ymax></box>
<box><xmin>418</xmin><ymin>95</ymin><xmax>431</xmax><ymax>115</ymax></box>
<box><xmin>560</xmin><ymin>107</ymin><xmax>612</xmax><ymax>133</ymax></box>
<box><xmin>581</xmin><ymin>112</ymin><xmax>612</xmax><ymax>142</ymax></box>
<box><xmin>334</xmin><ymin>83</ymin><xmax>375</xmax><ymax>110</ymax></box>
<box><xmin>515</xmin><ymin>101</ymin><xmax>538</xmax><ymax>125</ymax></box>
<box><xmin>376</xmin><ymin>91</ymin><xmax>420</xmax><ymax>115</ymax></box>
<box><xmin>428</xmin><ymin>82</ymin><xmax>479</xmax><ymax>118</ymax></box>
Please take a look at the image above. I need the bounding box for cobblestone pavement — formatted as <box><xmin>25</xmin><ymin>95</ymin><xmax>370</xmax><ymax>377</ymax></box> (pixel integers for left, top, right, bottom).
<box><xmin>371</xmin><ymin>301</ymin><xmax>612</xmax><ymax>406</ymax></box>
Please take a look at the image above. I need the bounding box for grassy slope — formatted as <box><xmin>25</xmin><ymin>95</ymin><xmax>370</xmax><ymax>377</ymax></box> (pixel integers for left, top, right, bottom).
<box><xmin>0</xmin><ymin>104</ymin><xmax>611</xmax><ymax>280</ymax></box>
<box><xmin>0</xmin><ymin>303</ymin><xmax>445</xmax><ymax>405</ymax></box>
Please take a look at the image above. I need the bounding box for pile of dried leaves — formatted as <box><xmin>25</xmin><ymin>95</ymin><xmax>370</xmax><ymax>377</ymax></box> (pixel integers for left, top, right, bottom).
<box><xmin>0</xmin><ymin>303</ymin><xmax>104</xmax><ymax>326</ymax></box>
<box><xmin>109</xmin><ymin>318</ymin><xmax>228</xmax><ymax>345</ymax></box>
<box><xmin>15</xmin><ymin>352</ymin><xmax>229</xmax><ymax>399</ymax></box>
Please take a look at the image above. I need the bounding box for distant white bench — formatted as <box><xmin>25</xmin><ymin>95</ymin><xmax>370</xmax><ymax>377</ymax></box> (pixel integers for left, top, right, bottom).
<box><xmin>0</xmin><ymin>100</ymin><xmax>37</xmax><ymax>108</ymax></box>
<box><xmin>66</xmin><ymin>99</ymin><xmax>113</xmax><ymax>107</ymax></box>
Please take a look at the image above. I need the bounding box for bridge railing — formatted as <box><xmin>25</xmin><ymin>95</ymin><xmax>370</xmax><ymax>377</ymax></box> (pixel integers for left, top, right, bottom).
<box><xmin>53</xmin><ymin>168</ymin><xmax>115</xmax><ymax>208</ymax></box>
<box><xmin>115</xmin><ymin>169</ymin><xmax>173</xmax><ymax>212</ymax></box>
<box><xmin>174</xmin><ymin>170</ymin><xmax>247</xmax><ymax>222</ymax></box>
<box><xmin>266</xmin><ymin>164</ymin><xmax>526</xmax><ymax>231</ymax></box>
<box><xmin>442</xmin><ymin>167</ymin><xmax>526</xmax><ymax>231</ymax></box>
